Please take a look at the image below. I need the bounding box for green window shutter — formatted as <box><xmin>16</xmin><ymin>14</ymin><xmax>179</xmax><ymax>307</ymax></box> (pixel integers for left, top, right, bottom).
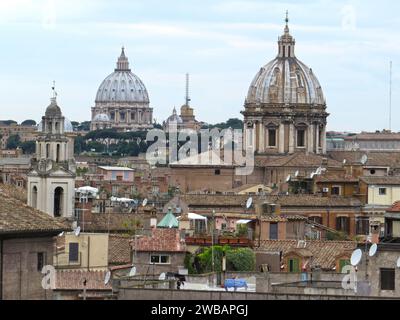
<box><xmin>293</xmin><ymin>258</ymin><xmax>299</xmax><ymax>273</ymax></box>
<box><xmin>339</xmin><ymin>259</ymin><xmax>350</xmax><ymax>272</ymax></box>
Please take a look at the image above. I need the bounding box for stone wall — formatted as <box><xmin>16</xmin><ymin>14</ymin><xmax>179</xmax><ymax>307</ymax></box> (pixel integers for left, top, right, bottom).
<box><xmin>2</xmin><ymin>236</ymin><xmax>54</xmax><ymax>300</ymax></box>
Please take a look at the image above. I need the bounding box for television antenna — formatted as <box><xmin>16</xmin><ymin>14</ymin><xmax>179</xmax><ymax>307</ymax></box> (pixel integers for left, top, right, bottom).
<box><xmin>350</xmin><ymin>249</ymin><xmax>362</xmax><ymax>266</ymax></box>
<box><xmin>246</xmin><ymin>197</ymin><xmax>253</xmax><ymax>209</ymax></box>
<box><xmin>104</xmin><ymin>270</ymin><xmax>111</xmax><ymax>285</ymax></box>
<box><xmin>389</xmin><ymin>61</ymin><xmax>392</xmax><ymax>131</ymax></box>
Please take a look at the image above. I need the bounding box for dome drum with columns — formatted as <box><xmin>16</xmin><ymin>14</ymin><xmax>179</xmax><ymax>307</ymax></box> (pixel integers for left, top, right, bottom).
<box><xmin>242</xmin><ymin>13</ymin><xmax>329</xmax><ymax>155</ymax></box>
<box><xmin>91</xmin><ymin>47</ymin><xmax>153</xmax><ymax>131</ymax></box>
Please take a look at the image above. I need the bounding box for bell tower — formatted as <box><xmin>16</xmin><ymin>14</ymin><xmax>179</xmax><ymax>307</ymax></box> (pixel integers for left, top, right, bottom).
<box><xmin>27</xmin><ymin>86</ymin><xmax>76</xmax><ymax>218</ymax></box>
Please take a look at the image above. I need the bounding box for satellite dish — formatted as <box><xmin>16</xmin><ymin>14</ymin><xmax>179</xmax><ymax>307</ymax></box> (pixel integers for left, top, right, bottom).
<box><xmin>129</xmin><ymin>266</ymin><xmax>136</xmax><ymax>277</ymax></box>
<box><xmin>295</xmin><ymin>170</ymin><xmax>299</xmax><ymax>177</ymax></box>
<box><xmin>351</xmin><ymin>249</ymin><xmax>362</xmax><ymax>266</ymax></box>
<box><xmin>159</xmin><ymin>272</ymin><xmax>166</xmax><ymax>280</ymax></box>
<box><xmin>58</xmin><ymin>231</ymin><xmax>64</xmax><ymax>237</ymax></box>
<box><xmin>246</xmin><ymin>197</ymin><xmax>253</xmax><ymax>209</ymax></box>
<box><xmin>369</xmin><ymin>243</ymin><xmax>378</xmax><ymax>257</ymax></box>
<box><xmin>286</xmin><ymin>174</ymin><xmax>291</xmax><ymax>182</ymax></box>
<box><xmin>343</xmin><ymin>159</ymin><xmax>347</xmax><ymax>165</ymax></box>
<box><xmin>142</xmin><ymin>198</ymin><xmax>148</xmax><ymax>207</ymax></box>
<box><xmin>360</xmin><ymin>154</ymin><xmax>368</xmax><ymax>165</ymax></box>
<box><xmin>74</xmin><ymin>226</ymin><xmax>81</xmax><ymax>237</ymax></box>
<box><xmin>104</xmin><ymin>270</ymin><xmax>111</xmax><ymax>285</ymax></box>
<box><xmin>397</xmin><ymin>257</ymin><xmax>400</xmax><ymax>268</ymax></box>
<box><xmin>315</xmin><ymin>167</ymin><xmax>322</xmax><ymax>175</ymax></box>
<box><xmin>310</xmin><ymin>172</ymin><xmax>316</xmax><ymax>179</ymax></box>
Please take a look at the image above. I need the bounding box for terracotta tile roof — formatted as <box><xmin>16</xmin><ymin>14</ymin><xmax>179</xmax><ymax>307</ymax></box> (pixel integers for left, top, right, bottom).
<box><xmin>0</xmin><ymin>191</ymin><xmax>69</xmax><ymax>235</ymax></box>
<box><xmin>386</xmin><ymin>201</ymin><xmax>400</xmax><ymax>213</ymax></box>
<box><xmin>315</xmin><ymin>172</ymin><xmax>359</xmax><ymax>183</ymax></box>
<box><xmin>55</xmin><ymin>270</ymin><xmax>112</xmax><ymax>291</ymax></box>
<box><xmin>180</xmin><ymin>194</ymin><xmax>361</xmax><ymax>208</ymax></box>
<box><xmin>133</xmin><ymin>228</ymin><xmax>186</xmax><ymax>252</ymax></box>
<box><xmin>328</xmin><ymin>151</ymin><xmax>400</xmax><ymax>167</ymax></box>
<box><xmin>108</xmin><ymin>234</ymin><xmax>132</xmax><ymax>265</ymax></box>
<box><xmin>0</xmin><ymin>183</ymin><xmax>27</xmax><ymax>202</ymax></box>
<box><xmin>255</xmin><ymin>153</ymin><xmax>342</xmax><ymax>168</ymax></box>
<box><xmin>344</xmin><ymin>132</ymin><xmax>400</xmax><ymax>141</ymax></box>
<box><xmin>83</xmin><ymin>213</ymin><xmax>142</xmax><ymax>233</ymax></box>
<box><xmin>360</xmin><ymin>176</ymin><xmax>400</xmax><ymax>185</ymax></box>
<box><xmin>256</xmin><ymin>240</ymin><xmax>357</xmax><ymax>270</ymax></box>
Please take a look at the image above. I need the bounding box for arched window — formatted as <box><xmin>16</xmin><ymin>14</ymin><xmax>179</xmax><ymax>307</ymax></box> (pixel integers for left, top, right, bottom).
<box><xmin>32</xmin><ymin>186</ymin><xmax>38</xmax><ymax>209</ymax></box>
<box><xmin>54</xmin><ymin>187</ymin><xmax>64</xmax><ymax>217</ymax></box>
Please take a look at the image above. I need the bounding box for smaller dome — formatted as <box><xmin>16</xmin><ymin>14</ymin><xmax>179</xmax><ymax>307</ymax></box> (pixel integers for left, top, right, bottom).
<box><xmin>93</xmin><ymin>113</ymin><xmax>110</xmax><ymax>122</ymax></box>
<box><xmin>45</xmin><ymin>97</ymin><xmax>62</xmax><ymax>117</ymax></box>
<box><xmin>165</xmin><ymin>107</ymin><xmax>183</xmax><ymax>124</ymax></box>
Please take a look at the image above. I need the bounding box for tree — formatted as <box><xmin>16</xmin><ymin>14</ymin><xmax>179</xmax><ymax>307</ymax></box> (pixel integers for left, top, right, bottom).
<box><xmin>6</xmin><ymin>134</ymin><xmax>21</xmax><ymax>149</ymax></box>
<box><xmin>139</xmin><ymin>140</ymin><xmax>148</xmax><ymax>153</ymax></box>
<box><xmin>19</xmin><ymin>141</ymin><xmax>35</xmax><ymax>154</ymax></box>
<box><xmin>0</xmin><ymin>120</ymin><xmax>17</xmax><ymax>126</ymax></box>
<box><xmin>77</xmin><ymin>121</ymin><xmax>91</xmax><ymax>131</ymax></box>
<box><xmin>21</xmin><ymin>119</ymin><xmax>37</xmax><ymax>126</ymax></box>
<box><xmin>226</xmin><ymin>248</ymin><xmax>255</xmax><ymax>272</ymax></box>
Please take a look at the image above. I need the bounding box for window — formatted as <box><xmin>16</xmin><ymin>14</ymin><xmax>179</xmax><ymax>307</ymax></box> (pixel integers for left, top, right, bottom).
<box><xmin>370</xmin><ymin>169</ymin><xmax>376</xmax><ymax>175</ymax></box>
<box><xmin>379</xmin><ymin>188</ymin><xmax>387</xmax><ymax>195</ymax></box>
<box><xmin>309</xmin><ymin>216</ymin><xmax>323</xmax><ymax>225</ymax></box>
<box><xmin>215</xmin><ymin>169</ymin><xmax>221</xmax><ymax>175</ymax></box>
<box><xmin>268</xmin><ymin>129</ymin><xmax>276</xmax><ymax>147</ymax></box>
<box><xmin>318</xmin><ymin>129</ymin><xmax>323</xmax><ymax>147</ymax></box>
<box><xmin>221</xmin><ymin>223</ymin><xmax>227</xmax><ymax>230</ymax></box>
<box><xmin>336</xmin><ymin>217</ymin><xmax>350</xmax><ymax>234</ymax></box>
<box><xmin>331</xmin><ymin>186</ymin><xmax>340</xmax><ymax>196</ymax></box>
<box><xmin>69</xmin><ymin>243</ymin><xmax>79</xmax><ymax>263</ymax></box>
<box><xmin>270</xmin><ymin>223</ymin><xmax>278</xmax><ymax>240</ymax></box>
<box><xmin>37</xmin><ymin>252</ymin><xmax>45</xmax><ymax>272</ymax></box>
<box><xmin>150</xmin><ymin>254</ymin><xmax>171</xmax><ymax>264</ymax></box>
<box><xmin>380</xmin><ymin>268</ymin><xmax>395</xmax><ymax>290</ymax></box>
<box><xmin>288</xmin><ymin>258</ymin><xmax>300</xmax><ymax>273</ymax></box>
<box><xmin>356</xmin><ymin>217</ymin><xmax>369</xmax><ymax>235</ymax></box>
<box><xmin>297</xmin><ymin>129</ymin><xmax>305</xmax><ymax>147</ymax></box>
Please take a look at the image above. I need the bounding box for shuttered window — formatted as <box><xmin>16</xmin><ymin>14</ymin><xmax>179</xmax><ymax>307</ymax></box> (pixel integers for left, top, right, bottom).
<box><xmin>69</xmin><ymin>243</ymin><xmax>79</xmax><ymax>262</ymax></box>
<box><xmin>288</xmin><ymin>258</ymin><xmax>300</xmax><ymax>273</ymax></box>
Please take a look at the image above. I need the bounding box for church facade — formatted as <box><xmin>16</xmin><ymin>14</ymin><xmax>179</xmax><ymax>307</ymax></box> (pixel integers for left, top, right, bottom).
<box><xmin>91</xmin><ymin>47</ymin><xmax>153</xmax><ymax>131</ymax></box>
<box><xmin>27</xmin><ymin>96</ymin><xmax>76</xmax><ymax>218</ymax></box>
<box><xmin>242</xmin><ymin>15</ymin><xmax>328</xmax><ymax>155</ymax></box>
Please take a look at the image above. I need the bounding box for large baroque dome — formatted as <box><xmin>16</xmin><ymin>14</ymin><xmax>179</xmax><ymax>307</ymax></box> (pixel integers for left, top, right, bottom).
<box><xmin>242</xmin><ymin>13</ymin><xmax>329</xmax><ymax>156</ymax></box>
<box><xmin>246</xmin><ymin>18</ymin><xmax>325</xmax><ymax>106</ymax></box>
<box><xmin>91</xmin><ymin>47</ymin><xmax>153</xmax><ymax>131</ymax></box>
<box><xmin>95</xmin><ymin>47</ymin><xmax>149</xmax><ymax>103</ymax></box>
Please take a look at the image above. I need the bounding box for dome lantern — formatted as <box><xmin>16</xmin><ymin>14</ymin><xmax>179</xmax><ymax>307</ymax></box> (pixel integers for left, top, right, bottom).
<box><xmin>115</xmin><ymin>46</ymin><xmax>130</xmax><ymax>71</ymax></box>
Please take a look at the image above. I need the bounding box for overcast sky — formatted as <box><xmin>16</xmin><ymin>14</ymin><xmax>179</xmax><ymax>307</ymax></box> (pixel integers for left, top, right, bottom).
<box><xmin>0</xmin><ymin>0</ymin><xmax>399</xmax><ymax>132</ymax></box>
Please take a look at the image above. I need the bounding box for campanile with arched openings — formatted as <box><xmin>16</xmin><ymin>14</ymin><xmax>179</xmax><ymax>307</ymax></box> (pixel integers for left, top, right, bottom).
<box><xmin>27</xmin><ymin>88</ymin><xmax>76</xmax><ymax>218</ymax></box>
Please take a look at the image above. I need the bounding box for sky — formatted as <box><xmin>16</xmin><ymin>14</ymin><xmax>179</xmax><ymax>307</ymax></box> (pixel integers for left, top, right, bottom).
<box><xmin>0</xmin><ymin>0</ymin><xmax>399</xmax><ymax>132</ymax></box>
